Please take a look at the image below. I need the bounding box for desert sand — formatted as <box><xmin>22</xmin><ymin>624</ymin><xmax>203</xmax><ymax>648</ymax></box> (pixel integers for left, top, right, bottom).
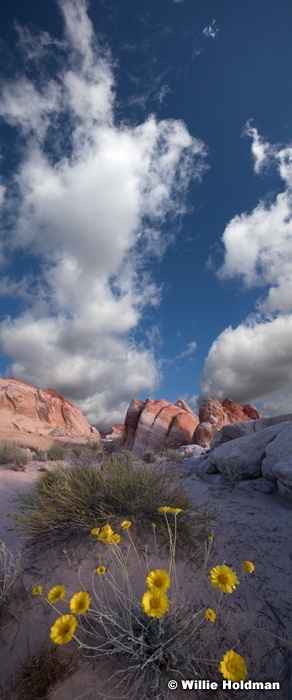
<box><xmin>0</xmin><ymin>433</ymin><xmax>291</xmax><ymax>700</ymax></box>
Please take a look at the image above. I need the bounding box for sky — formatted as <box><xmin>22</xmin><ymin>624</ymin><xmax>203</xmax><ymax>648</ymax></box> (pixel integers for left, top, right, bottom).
<box><xmin>0</xmin><ymin>0</ymin><xmax>291</xmax><ymax>430</ymax></box>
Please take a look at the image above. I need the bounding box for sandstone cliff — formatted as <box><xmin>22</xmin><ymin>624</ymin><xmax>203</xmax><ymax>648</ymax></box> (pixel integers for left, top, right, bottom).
<box><xmin>0</xmin><ymin>377</ymin><xmax>100</xmax><ymax>439</ymax></box>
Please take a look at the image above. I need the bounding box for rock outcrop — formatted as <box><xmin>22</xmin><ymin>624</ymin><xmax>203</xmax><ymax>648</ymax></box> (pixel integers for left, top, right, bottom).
<box><xmin>121</xmin><ymin>398</ymin><xmax>199</xmax><ymax>454</ymax></box>
<box><xmin>182</xmin><ymin>413</ymin><xmax>292</xmax><ymax>501</ymax></box>
<box><xmin>0</xmin><ymin>377</ymin><xmax>100</xmax><ymax>440</ymax></box>
<box><xmin>192</xmin><ymin>397</ymin><xmax>260</xmax><ymax>446</ymax></box>
<box><xmin>121</xmin><ymin>395</ymin><xmax>260</xmax><ymax>453</ymax></box>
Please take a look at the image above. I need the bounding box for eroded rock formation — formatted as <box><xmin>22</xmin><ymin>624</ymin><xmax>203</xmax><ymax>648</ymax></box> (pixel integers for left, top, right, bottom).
<box><xmin>121</xmin><ymin>395</ymin><xmax>260</xmax><ymax>453</ymax></box>
<box><xmin>0</xmin><ymin>377</ymin><xmax>100</xmax><ymax>439</ymax></box>
<box><xmin>121</xmin><ymin>398</ymin><xmax>199</xmax><ymax>454</ymax></box>
<box><xmin>192</xmin><ymin>397</ymin><xmax>260</xmax><ymax>447</ymax></box>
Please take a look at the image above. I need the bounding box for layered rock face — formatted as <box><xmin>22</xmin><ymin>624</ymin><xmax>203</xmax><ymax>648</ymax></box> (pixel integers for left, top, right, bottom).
<box><xmin>121</xmin><ymin>396</ymin><xmax>261</xmax><ymax>454</ymax></box>
<box><xmin>121</xmin><ymin>398</ymin><xmax>199</xmax><ymax>454</ymax></box>
<box><xmin>192</xmin><ymin>397</ymin><xmax>260</xmax><ymax>447</ymax></box>
<box><xmin>0</xmin><ymin>377</ymin><xmax>100</xmax><ymax>439</ymax></box>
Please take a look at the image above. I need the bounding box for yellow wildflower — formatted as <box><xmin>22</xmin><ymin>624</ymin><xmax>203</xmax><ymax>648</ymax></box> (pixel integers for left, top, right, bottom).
<box><xmin>47</xmin><ymin>585</ymin><xmax>66</xmax><ymax>604</ymax></box>
<box><xmin>209</xmin><ymin>565</ymin><xmax>240</xmax><ymax>594</ymax></box>
<box><xmin>242</xmin><ymin>560</ymin><xmax>255</xmax><ymax>573</ymax></box>
<box><xmin>108</xmin><ymin>533</ymin><xmax>121</xmax><ymax>544</ymax></box>
<box><xmin>91</xmin><ymin>527</ymin><xmax>100</xmax><ymax>535</ymax></box>
<box><xmin>157</xmin><ymin>506</ymin><xmax>183</xmax><ymax>514</ymax></box>
<box><xmin>69</xmin><ymin>591</ymin><xmax>91</xmax><ymax>615</ymax></box>
<box><xmin>50</xmin><ymin>614</ymin><xmax>78</xmax><ymax>645</ymax></box>
<box><xmin>121</xmin><ymin>520</ymin><xmax>132</xmax><ymax>529</ymax></box>
<box><xmin>205</xmin><ymin>607</ymin><xmax>216</xmax><ymax>622</ymax></box>
<box><xmin>219</xmin><ymin>650</ymin><xmax>248</xmax><ymax>682</ymax></box>
<box><xmin>146</xmin><ymin>569</ymin><xmax>171</xmax><ymax>593</ymax></box>
<box><xmin>32</xmin><ymin>585</ymin><xmax>43</xmax><ymax>596</ymax></box>
<box><xmin>96</xmin><ymin>566</ymin><xmax>106</xmax><ymax>576</ymax></box>
<box><xmin>141</xmin><ymin>590</ymin><xmax>169</xmax><ymax>618</ymax></box>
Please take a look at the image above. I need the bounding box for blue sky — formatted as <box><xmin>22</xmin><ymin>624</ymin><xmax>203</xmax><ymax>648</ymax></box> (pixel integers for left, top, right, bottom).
<box><xmin>0</xmin><ymin>0</ymin><xmax>291</xmax><ymax>429</ymax></box>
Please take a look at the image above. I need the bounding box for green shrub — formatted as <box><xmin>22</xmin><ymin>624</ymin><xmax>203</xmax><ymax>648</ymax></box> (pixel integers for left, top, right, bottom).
<box><xmin>46</xmin><ymin>443</ymin><xmax>66</xmax><ymax>461</ymax></box>
<box><xmin>0</xmin><ymin>441</ymin><xmax>28</xmax><ymax>470</ymax></box>
<box><xmin>12</xmin><ymin>457</ymin><xmax>215</xmax><ymax>558</ymax></box>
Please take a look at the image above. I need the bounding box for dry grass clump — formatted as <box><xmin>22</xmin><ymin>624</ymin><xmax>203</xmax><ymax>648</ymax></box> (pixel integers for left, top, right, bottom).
<box><xmin>46</xmin><ymin>442</ymin><xmax>66</xmax><ymax>461</ymax></box>
<box><xmin>160</xmin><ymin>448</ymin><xmax>184</xmax><ymax>463</ymax></box>
<box><xmin>11</xmin><ymin>456</ymin><xmax>215</xmax><ymax>558</ymax></box>
<box><xmin>6</xmin><ymin>644</ymin><xmax>74</xmax><ymax>700</ymax></box>
<box><xmin>0</xmin><ymin>541</ymin><xmax>22</xmax><ymax>623</ymax></box>
<box><xmin>0</xmin><ymin>441</ymin><xmax>28</xmax><ymax>470</ymax></box>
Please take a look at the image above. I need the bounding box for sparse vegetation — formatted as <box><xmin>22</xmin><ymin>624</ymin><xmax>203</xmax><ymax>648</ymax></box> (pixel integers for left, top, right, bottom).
<box><xmin>0</xmin><ymin>541</ymin><xmax>22</xmax><ymax>623</ymax></box>
<box><xmin>0</xmin><ymin>441</ymin><xmax>28</xmax><ymax>470</ymax></box>
<box><xmin>8</xmin><ymin>644</ymin><xmax>74</xmax><ymax>700</ymax></box>
<box><xmin>217</xmin><ymin>458</ymin><xmax>249</xmax><ymax>488</ymax></box>
<box><xmin>160</xmin><ymin>448</ymin><xmax>184</xmax><ymax>463</ymax></box>
<box><xmin>46</xmin><ymin>442</ymin><xmax>66</xmax><ymax>461</ymax></box>
<box><xmin>87</xmin><ymin>440</ymin><xmax>103</xmax><ymax>452</ymax></box>
<box><xmin>33</xmin><ymin>521</ymin><xmax>259</xmax><ymax>700</ymax></box>
<box><xmin>11</xmin><ymin>455</ymin><xmax>215</xmax><ymax>557</ymax></box>
<box><xmin>142</xmin><ymin>450</ymin><xmax>156</xmax><ymax>463</ymax></box>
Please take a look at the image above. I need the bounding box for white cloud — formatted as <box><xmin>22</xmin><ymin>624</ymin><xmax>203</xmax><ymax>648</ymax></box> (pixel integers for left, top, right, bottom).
<box><xmin>176</xmin><ymin>341</ymin><xmax>197</xmax><ymax>360</ymax></box>
<box><xmin>201</xmin><ymin>315</ymin><xmax>292</xmax><ymax>405</ymax></box>
<box><xmin>0</xmin><ymin>0</ymin><xmax>207</xmax><ymax>430</ymax></box>
<box><xmin>217</xmin><ymin>189</ymin><xmax>292</xmax><ymax>296</ymax></box>
<box><xmin>201</xmin><ymin>128</ymin><xmax>292</xmax><ymax>415</ymax></box>
<box><xmin>202</xmin><ymin>20</ymin><xmax>219</xmax><ymax>40</ymax></box>
<box><xmin>243</xmin><ymin>120</ymin><xmax>271</xmax><ymax>173</ymax></box>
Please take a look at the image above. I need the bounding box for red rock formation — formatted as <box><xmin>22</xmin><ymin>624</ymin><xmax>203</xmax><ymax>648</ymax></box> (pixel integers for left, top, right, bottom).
<box><xmin>121</xmin><ymin>395</ymin><xmax>260</xmax><ymax>453</ymax></box>
<box><xmin>192</xmin><ymin>396</ymin><xmax>260</xmax><ymax>446</ymax></box>
<box><xmin>121</xmin><ymin>398</ymin><xmax>199</xmax><ymax>454</ymax></box>
<box><xmin>0</xmin><ymin>377</ymin><xmax>100</xmax><ymax>439</ymax></box>
<box><xmin>109</xmin><ymin>423</ymin><xmax>124</xmax><ymax>436</ymax></box>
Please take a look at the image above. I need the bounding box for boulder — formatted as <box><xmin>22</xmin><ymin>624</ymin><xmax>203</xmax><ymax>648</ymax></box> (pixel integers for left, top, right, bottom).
<box><xmin>211</xmin><ymin>413</ymin><xmax>292</xmax><ymax>450</ymax></box>
<box><xmin>209</xmin><ymin>423</ymin><xmax>291</xmax><ymax>480</ymax></box>
<box><xmin>186</xmin><ymin>415</ymin><xmax>292</xmax><ymax>501</ymax></box>
<box><xmin>0</xmin><ymin>377</ymin><xmax>100</xmax><ymax>439</ymax></box>
<box><xmin>120</xmin><ymin>398</ymin><xmax>199</xmax><ymax>454</ymax></box>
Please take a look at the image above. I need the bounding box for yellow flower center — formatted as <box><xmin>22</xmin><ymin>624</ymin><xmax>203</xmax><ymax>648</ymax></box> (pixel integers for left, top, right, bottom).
<box><xmin>150</xmin><ymin>597</ymin><xmax>160</xmax><ymax>609</ymax></box>
<box><xmin>218</xmin><ymin>574</ymin><xmax>229</xmax><ymax>585</ymax></box>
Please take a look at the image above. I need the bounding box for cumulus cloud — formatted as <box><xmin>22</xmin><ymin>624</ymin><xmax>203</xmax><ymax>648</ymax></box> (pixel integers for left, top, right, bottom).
<box><xmin>0</xmin><ymin>0</ymin><xmax>207</xmax><ymax>429</ymax></box>
<box><xmin>201</xmin><ymin>128</ymin><xmax>292</xmax><ymax>414</ymax></box>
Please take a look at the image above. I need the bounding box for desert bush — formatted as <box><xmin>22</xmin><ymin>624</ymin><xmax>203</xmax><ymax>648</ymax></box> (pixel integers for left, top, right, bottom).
<box><xmin>87</xmin><ymin>440</ymin><xmax>103</xmax><ymax>452</ymax></box>
<box><xmin>217</xmin><ymin>459</ymin><xmax>249</xmax><ymax>488</ymax></box>
<box><xmin>46</xmin><ymin>442</ymin><xmax>66</xmax><ymax>461</ymax></box>
<box><xmin>32</xmin><ymin>520</ymin><xmax>256</xmax><ymax>699</ymax></box>
<box><xmin>10</xmin><ymin>644</ymin><xmax>74</xmax><ymax>700</ymax></box>
<box><xmin>160</xmin><ymin>448</ymin><xmax>184</xmax><ymax>463</ymax></box>
<box><xmin>142</xmin><ymin>451</ymin><xmax>156</xmax><ymax>463</ymax></box>
<box><xmin>0</xmin><ymin>441</ymin><xmax>28</xmax><ymax>470</ymax></box>
<box><xmin>12</xmin><ymin>458</ymin><xmax>215</xmax><ymax>557</ymax></box>
<box><xmin>0</xmin><ymin>541</ymin><xmax>22</xmax><ymax>623</ymax></box>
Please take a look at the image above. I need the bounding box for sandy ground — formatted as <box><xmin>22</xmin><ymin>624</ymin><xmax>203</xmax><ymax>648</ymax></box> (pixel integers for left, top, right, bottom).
<box><xmin>0</xmin><ymin>437</ymin><xmax>291</xmax><ymax>700</ymax></box>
